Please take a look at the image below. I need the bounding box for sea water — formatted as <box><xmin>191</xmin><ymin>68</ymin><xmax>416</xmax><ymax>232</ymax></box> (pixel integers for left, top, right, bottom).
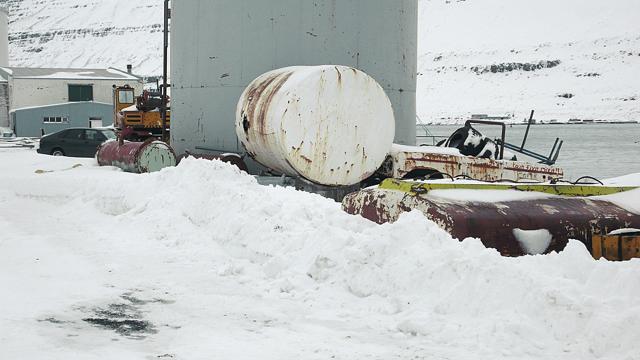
<box><xmin>420</xmin><ymin>123</ymin><xmax>640</xmax><ymax>181</ymax></box>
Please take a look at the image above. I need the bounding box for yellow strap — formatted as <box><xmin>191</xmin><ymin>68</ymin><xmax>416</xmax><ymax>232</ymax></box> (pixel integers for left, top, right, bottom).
<box><xmin>378</xmin><ymin>178</ymin><xmax>638</xmax><ymax>197</ymax></box>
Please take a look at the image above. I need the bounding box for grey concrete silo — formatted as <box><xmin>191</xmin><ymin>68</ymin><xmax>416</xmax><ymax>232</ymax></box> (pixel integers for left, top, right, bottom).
<box><xmin>0</xmin><ymin>7</ymin><xmax>7</xmax><ymax>67</ymax></box>
<box><xmin>170</xmin><ymin>0</ymin><xmax>417</xmax><ymax>157</ymax></box>
<box><xmin>0</xmin><ymin>8</ymin><xmax>8</xmax><ymax>128</ymax></box>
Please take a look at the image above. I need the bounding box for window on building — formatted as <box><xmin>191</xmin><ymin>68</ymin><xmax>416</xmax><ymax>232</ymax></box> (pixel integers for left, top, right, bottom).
<box><xmin>68</xmin><ymin>84</ymin><xmax>94</xmax><ymax>102</ymax></box>
<box><xmin>43</xmin><ymin>116</ymin><xmax>69</xmax><ymax>124</ymax></box>
<box><xmin>89</xmin><ymin>117</ymin><xmax>103</xmax><ymax>128</ymax></box>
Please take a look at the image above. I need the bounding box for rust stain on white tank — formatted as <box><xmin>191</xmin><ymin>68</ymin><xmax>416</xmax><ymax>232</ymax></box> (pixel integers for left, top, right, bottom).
<box><xmin>236</xmin><ymin>65</ymin><xmax>395</xmax><ymax>186</ymax></box>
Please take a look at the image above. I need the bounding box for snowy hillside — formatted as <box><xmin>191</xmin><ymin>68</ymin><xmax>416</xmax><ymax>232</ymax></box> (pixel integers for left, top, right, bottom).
<box><xmin>2</xmin><ymin>148</ymin><xmax>640</xmax><ymax>359</ymax></box>
<box><xmin>418</xmin><ymin>0</ymin><xmax>640</xmax><ymax>123</ymax></box>
<box><xmin>1</xmin><ymin>0</ymin><xmax>639</xmax><ymax>123</ymax></box>
<box><xmin>0</xmin><ymin>0</ymin><xmax>164</xmax><ymax>75</ymax></box>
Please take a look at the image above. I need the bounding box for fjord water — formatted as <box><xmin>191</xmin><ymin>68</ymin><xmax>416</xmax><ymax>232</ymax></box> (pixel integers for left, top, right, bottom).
<box><xmin>421</xmin><ymin>124</ymin><xmax>640</xmax><ymax>181</ymax></box>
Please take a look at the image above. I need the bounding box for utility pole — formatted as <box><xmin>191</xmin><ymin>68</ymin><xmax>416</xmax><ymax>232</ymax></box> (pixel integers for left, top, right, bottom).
<box><xmin>161</xmin><ymin>0</ymin><xmax>170</xmax><ymax>143</ymax></box>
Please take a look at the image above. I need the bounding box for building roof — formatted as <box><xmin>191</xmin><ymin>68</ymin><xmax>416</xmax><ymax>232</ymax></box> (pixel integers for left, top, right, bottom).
<box><xmin>0</xmin><ymin>67</ymin><xmax>141</xmax><ymax>81</ymax></box>
<box><xmin>11</xmin><ymin>101</ymin><xmax>113</xmax><ymax>112</ymax></box>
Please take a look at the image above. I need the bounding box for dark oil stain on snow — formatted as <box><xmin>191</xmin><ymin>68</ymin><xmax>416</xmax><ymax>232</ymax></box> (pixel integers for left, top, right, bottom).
<box><xmin>82</xmin><ymin>302</ymin><xmax>157</xmax><ymax>339</ymax></box>
<box><xmin>37</xmin><ymin>317</ymin><xmax>70</xmax><ymax>325</ymax></box>
<box><xmin>83</xmin><ymin>317</ymin><xmax>155</xmax><ymax>338</ymax></box>
<box><xmin>81</xmin><ymin>293</ymin><xmax>174</xmax><ymax>339</ymax></box>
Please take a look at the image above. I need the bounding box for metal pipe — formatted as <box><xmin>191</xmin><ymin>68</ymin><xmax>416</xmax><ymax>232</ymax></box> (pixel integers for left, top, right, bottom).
<box><xmin>521</xmin><ymin>110</ymin><xmax>535</xmax><ymax>150</ymax></box>
<box><xmin>551</xmin><ymin>141</ymin><xmax>564</xmax><ymax>163</ymax></box>
<box><xmin>161</xmin><ymin>0</ymin><xmax>170</xmax><ymax>142</ymax></box>
<box><xmin>547</xmin><ymin>138</ymin><xmax>559</xmax><ymax>161</ymax></box>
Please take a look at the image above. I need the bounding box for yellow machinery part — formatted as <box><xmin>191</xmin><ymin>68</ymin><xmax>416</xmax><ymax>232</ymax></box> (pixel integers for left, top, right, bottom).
<box><xmin>379</xmin><ymin>178</ymin><xmax>638</xmax><ymax>197</ymax></box>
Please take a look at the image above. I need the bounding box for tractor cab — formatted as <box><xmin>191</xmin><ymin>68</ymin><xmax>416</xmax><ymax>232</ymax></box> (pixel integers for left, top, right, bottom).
<box><xmin>114</xmin><ymin>85</ymin><xmax>136</xmax><ymax>115</ymax></box>
<box><xmin>112</xmin><ymin>85</ymin><xmax>170</xmax><ymax>141</ymax></box>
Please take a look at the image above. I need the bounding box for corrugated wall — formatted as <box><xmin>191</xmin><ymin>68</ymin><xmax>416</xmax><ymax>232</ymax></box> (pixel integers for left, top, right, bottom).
<box><xmin>0</xmin><ymin>8</ymin><xmax>8</xmax><ymax>67</ymax></box>
<box><xmin>13</xmin><ymin>102</ymin><xmax>113</xmax><ymax>137</ymax></box>
<box><xmin>170</xmin><ymin>0</ymin><xmax>417</xmax><ymax>156</ymax></box>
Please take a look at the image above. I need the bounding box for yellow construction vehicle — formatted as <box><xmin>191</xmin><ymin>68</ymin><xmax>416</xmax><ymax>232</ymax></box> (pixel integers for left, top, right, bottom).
<box><xmin>113</xmin><ymin>85</ymin><xmax>170</xmax><ymax>141</ymax></box>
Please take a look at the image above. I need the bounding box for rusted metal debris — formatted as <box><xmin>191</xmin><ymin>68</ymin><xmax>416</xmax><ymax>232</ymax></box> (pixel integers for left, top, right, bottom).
<box><xmin>378</xmin><ymin>178</ymin><xmax>638</xmax><ymax>197</ymax></box>
<box><xmin>381</xmin><ymin>145</ymin><xmax>564</xmax><ymax>182</ymax></box>
<box><xmin>97</xmin><ymin>140</ymin><xmax>177</xmax><ymax>173</ymax></box>
<box><xmin>342</xmin><ymin>184</ymin><xmax>640</xmax><ymax>257</ymax></box>
<box><xmin>592</xmin><ymin>230</ymin><xmax>640</xmax><ymax>261</ymax></box>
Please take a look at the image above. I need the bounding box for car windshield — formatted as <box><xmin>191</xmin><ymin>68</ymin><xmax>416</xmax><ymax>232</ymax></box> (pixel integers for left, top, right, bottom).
<box><xmin>101</xmin><ymin>130</ymin><xmax>117</xmax><ymax>140</ymax></box>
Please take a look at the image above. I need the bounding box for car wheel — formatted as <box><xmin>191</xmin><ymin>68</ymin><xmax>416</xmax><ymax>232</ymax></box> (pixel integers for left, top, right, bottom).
<box><xmin>51</xmin><ymin>148</ymin><xmax>65</xmax><ymax>156</ymax></box>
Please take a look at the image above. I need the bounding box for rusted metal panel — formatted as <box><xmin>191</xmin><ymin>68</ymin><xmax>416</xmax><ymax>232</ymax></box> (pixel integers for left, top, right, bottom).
<box><xmin>97</xmin><ymin>140</ymin><xmax>177</xmax><ymax>173</ymax></box>
<box><xmin>592</xmin><ymin>232</ymin><xmax>640</xmax><ymax>261</ymax></box>
<box><xmin>382</xmin><ymin>145</ymin><xmax>564</xmax><ymax>182</ymax></box>
<box><xmin>342</xmin><ymin>186</ymin><xmax>640</xmax><ymax>257</ymax></box>
<box><xmin>236</xmin><ymin>65</ymin><xmax>395</xmax><ymax>186</ymax></box>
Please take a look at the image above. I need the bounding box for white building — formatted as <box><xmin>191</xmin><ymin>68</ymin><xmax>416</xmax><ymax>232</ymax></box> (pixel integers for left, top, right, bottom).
<box><xmin>0</xmin><ymin>67</ymin><xmax>143</xmax><ymax>109</ymax></box>
<box><xmin>0</xmin><ymin>67</ymin><xmax>143</xmax><ymax>127</ymax></box>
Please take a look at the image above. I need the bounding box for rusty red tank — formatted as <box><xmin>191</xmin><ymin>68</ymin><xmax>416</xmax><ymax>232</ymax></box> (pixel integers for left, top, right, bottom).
<box><xmin>342</xmin><ymin>181</ymin><xmax>640</xmax><ymax>257</ymax></box>
<box><xmin>97</xmin><ymin>140</ymin><xmax>177</xmax><ymax>173</ymax></box>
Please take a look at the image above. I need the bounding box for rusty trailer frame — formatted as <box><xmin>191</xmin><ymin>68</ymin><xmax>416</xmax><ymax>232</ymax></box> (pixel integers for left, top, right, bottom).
<box><xmin>381</xmin><ymin>145</ymin><xmax>564</xmax><ymax>183</ymax></box>
<box><xmin>342</xmin><ymin>179</ymin><xmax>640</xmax><ymax>257</ymax></box>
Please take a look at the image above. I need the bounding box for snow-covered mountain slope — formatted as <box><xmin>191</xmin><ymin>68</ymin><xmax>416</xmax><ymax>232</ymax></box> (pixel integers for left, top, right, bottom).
<box><xmin>418</xmin><ymin>0</ymin><xmax>640</xmax><ymax>123</ymax></box>
<box><xmin>0</xmin><ymin>0</ymin><xmax>164</xmax><ymax>75</ymax></box>
<box><xmin>1</xmin><ymin>0</ymin><xmax>639</xmax><ymax>122</ymax></box>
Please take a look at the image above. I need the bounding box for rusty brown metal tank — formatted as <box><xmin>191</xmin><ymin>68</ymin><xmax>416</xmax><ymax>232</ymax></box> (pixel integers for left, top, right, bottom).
<box><xmin>97</xmin><ymin>140</ymin><xmax>177</xmax><ymax>173</ymax></box>
<box><xmin>342</xmin><ymin>184</ymin><xmax>640</xmax><ymax>256</ymax></box>
<box><xmin>236</xmin><ymin>65</ymin><xmax>395</xmax><ymax>186</ymax></box>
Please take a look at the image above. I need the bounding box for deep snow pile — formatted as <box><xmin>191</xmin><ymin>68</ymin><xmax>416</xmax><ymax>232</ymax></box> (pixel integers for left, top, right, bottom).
<box><xmin>1</xmin><ymin>148</ymin><xmax>640</xmax><ymax>359</ymax></box>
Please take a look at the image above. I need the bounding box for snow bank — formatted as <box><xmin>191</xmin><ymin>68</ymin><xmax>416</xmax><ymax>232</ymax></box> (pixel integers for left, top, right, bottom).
<box><xmin>597</xmin><ymin>173</ymin><xmax>640</xmax><ymax>214</ymax></box>
<box><xmin>1</xmin><ymin>149</ymin><xmax>640</xmax><ymax>359</ymax></box>
<box><xmin>513</xmin><ymin>228</ymin><xmax>553</xmax><ymax>255</ymax></box>
<box><xmin>428</xmin><ymin>189</ymin><xmax>555</xmax><ymax>203</ymax></box>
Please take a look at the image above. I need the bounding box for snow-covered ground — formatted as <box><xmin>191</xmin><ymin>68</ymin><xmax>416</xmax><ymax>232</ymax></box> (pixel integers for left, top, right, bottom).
<box><xmin>2</xmin><ymin>0</ymin><xmax>638</xmax><ymax>123</ymax></box>
<box><xmin>1</xmin><ymin>147</ymin><xmax>640</xmax><ymax>359</ymax></box>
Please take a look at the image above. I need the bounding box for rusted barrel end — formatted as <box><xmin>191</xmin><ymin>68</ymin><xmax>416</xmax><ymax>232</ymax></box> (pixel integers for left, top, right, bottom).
<box><xmin>97</xmin><ymin>140</ymin><xmax>177</xmax><ymax>173</ymax></box>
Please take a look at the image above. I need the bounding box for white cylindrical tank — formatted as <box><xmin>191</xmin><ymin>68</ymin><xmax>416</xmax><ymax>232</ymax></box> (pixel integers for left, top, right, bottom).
<box><xmin>0</xmin><ymin>8</ymin><xmax>7</xmax><ymax>67</ymax></box>
<box><xmin>236</xmin><ymin>66</ymin><xmax>395</xmax><ymax>186</ymax></box>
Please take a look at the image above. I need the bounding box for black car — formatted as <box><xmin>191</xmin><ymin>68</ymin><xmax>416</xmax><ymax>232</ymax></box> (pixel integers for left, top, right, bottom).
<box><xmin>37</xmin><ymin>128</ymin><xmax>117</xmax><ymax>157</ymax></box>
